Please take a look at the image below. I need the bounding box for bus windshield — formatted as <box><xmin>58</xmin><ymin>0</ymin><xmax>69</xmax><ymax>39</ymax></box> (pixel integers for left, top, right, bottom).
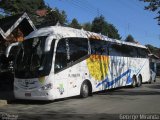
<box><xmin>15</xmin><ymin>36</ymin><xmax>55</xmax><ymax>78</ymax></box>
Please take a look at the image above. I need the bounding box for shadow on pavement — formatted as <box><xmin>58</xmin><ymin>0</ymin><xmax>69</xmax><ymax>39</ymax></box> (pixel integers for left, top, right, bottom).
<box><xmin>97</xmin><ymin>89</ymin><xmax>160</xmax><ymax>96</ymax></box>
<box><xmin>0</xmin><ymin>91</ymin><xmax>14</xmax><ymax>100</ymax></box>
<box><xmin>147</xmin><ymin>85</ymin><xmax>160</xmax><ymax>89</ymax></box>
<box><xmin>0</xmin><ymin>72</ymin><xmax>14</xmax><ymax>91</ymax></box>
<box><xmin>0</xmin><ymin>72</ymin><xmax>15</xmax><ymax>105</ymax></box>
<box><xmin>7</xmin><ymin>99</ymin><xmax>53</xmax><ymax>105</ymax></box>
<box><xmin>7</xmin><ymin>95</ymin><xmax>80</xmax><ymax>105</ymax></box>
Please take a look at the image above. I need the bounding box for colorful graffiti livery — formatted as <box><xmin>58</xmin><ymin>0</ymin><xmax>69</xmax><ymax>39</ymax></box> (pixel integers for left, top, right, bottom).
<box><xmin>87</xmin><ymin>55</ymin><xmax>110</xmax><ymax>81</ymax></box>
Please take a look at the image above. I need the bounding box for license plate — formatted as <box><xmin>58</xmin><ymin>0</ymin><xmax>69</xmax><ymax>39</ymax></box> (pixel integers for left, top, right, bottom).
<box><xmin>25</xmin><ymin>93</ymin><xmax>31</xmax><ymax>97</ymax></box>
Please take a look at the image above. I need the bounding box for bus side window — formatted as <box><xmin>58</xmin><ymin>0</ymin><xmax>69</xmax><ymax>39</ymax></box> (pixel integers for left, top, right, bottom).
<box><xmin>110</xmin><ymin>43</ymin><xmax>122</xmax><ymax>56</ymax></box>
<box><xmin>69</xmin><ymin>38</ymin><xmax>88</xmax><ymax>63</ymax></box>
<box><xmin>54</xmin><ymin>39</ymin><xmax>67</xmax><ymax>73</ymax></box>
<box><xmin>102</xmin><ymin>41</ymin><xmax>110</xmax><ymax>56</ymax></box>
<box><xmin>128</xmin><ymin>46</ymin><xmax>137</xmax><ymax>57</ymax></box>
<box><xmin>110</xmin><ymin>44</ymin><xmax>138</xmax><ymax>58</ymax></box>
<box><xmin>90</xmin><ymin>39</ymin><xmax>109</xmax><ymax>55</ymax></box>
<box><xmin>137</xmin><ymin>48</ymin><xmax>148</xmax><ymax>58</ymax></box>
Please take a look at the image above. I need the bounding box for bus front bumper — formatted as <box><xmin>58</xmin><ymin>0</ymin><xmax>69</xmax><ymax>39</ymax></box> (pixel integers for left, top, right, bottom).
<box><xmin>14</xmin><ymin>89</ymin><xmax>55</xmax><ymax>100</ymax></box>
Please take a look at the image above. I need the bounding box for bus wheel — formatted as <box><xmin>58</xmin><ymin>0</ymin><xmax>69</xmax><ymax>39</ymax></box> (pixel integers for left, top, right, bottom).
<box><xmin>131</xmin><ymin>76</ymin><xmax>136</xmax><ymax>88</ymax></box>
<box><xmin>80</xmin><ymin>81</ymin><xmax>89</xmax><ymax>98</ymax></box>
<box><xmin>137</xmin><ymin>75</ymin><xmax>142</xmax><ymax>87</ymax></box>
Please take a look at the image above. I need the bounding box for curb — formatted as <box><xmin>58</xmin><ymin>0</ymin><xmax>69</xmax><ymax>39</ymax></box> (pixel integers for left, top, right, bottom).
<box><xmin>0</xmin><ymin>100</ymin><xmax>7</xmax><ymax>107</ymax></box>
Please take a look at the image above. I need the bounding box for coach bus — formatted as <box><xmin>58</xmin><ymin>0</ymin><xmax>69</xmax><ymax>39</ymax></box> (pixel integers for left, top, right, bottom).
<box><xmin>13</xmin><ymin>26</ymin><xmax>150</xmax><ymax>100</ymax></box>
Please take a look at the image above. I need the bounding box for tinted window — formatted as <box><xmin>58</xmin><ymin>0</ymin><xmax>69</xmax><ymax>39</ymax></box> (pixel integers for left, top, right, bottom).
<box><xmin>128</xmin><ymin>46</ymin><xmax>137</xmax><ymax>57</ymax></box>
<box><xmin>54</xmin><ymin>39</ymin><xmax>67</xmax><ymax>73</ymax></box>
<box><xmin>150</xmin><ymin>62</ymin><xmax>154</xmax><ymax>71</ymax></box>
<box><xmin>55</xmin><ymin>38</ymin><xmax>88</xmax><ymax>73</ymax></box>
<box><xmin>15</xmin><ymin>37</ymin><xmax>55</xmax><ymax>78</ymax></box>
<box><xmin>90</xmin><ymin>40</ymin><xmax>148</xmax><ymax>58</ymax></box>
<box><xmin>138</xmin><ymin>48</ymin><xmax>148</xmax><ymax>58</ymax></box>
<box><xmin>69</xmin><ymin>38</ymin><xmax>88</xmax><ymax>63</ymax></box>
<box><xmin>110</xmin><ymin>43</ymin><xmax>124</xmax><ymax>56</ymax></box>
<box><xmin>90</xmin><ymin>39</ymin><xmax>109</xmax><ymax>55</ymax></box>
<box><xmin>109</xmin><ymin>43</ymin><xmax>138</xmax><ymax>57</ymax></box>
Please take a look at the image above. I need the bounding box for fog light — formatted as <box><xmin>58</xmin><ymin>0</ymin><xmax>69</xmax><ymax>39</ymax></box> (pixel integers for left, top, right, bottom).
<box><xmin>41</xmin><ymin>83</ymin><xmax>52</xmax><ymax>90</ymax></box>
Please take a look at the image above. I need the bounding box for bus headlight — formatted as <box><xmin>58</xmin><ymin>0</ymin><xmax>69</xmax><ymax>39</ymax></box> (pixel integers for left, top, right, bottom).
<box><xmin>41</xmin><ymin>83</ymin><xmax>53</xmax><ymax>90</ymax></box>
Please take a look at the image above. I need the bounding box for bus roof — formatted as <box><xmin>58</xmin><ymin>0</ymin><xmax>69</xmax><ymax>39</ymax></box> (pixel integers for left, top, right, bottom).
<box><xmin>25</xmin><ymin>26</ymin><xmax>147</xmax><ymax>49</ymax></box>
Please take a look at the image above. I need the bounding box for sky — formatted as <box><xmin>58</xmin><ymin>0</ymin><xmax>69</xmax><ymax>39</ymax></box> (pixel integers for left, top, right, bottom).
<box><xmin>44</xmin><ymin>0</ymin><xmax>160</xmax><ymax>48</ymax></box>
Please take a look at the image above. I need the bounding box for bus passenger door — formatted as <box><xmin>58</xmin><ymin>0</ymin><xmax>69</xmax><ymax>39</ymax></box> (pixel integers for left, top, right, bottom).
<box><xmin>67</xmin><ymin>65</ymin><xmax>80</xmax><ymax>97</ymax></box>
<box><xmin>54</xmin><ymin>37</ymin><xmax>89</xmax><ymax>98</ymax></box>
<box><xmin>54</xmin><ymin>39</ymin><xmax>69</xmax><ymax>98</ymax></box>
<box><xmin>54</xmin><ymin>70</ymin><xmax>68</xmax><ymax>98</ymax></box>
<box><xmin>66</xmin><ymin>37</ymin><xmax>88</xmax><ymax>97</ymax></box>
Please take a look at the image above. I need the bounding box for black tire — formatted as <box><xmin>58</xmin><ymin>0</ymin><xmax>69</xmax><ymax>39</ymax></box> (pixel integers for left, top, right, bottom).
<box><xmin>136</xmin><ymin>75</ymin><xmax>142</xmax><ymax>87</ymax></box>
<box><xmin>80</xmin><ymin>82</ymin><xmax>89</xmax><ymax>98</ymax></box>
<box><xmin>131</xmin><ymin>76</ymin><xmax>136</xmax><ymax>88</ymax></box>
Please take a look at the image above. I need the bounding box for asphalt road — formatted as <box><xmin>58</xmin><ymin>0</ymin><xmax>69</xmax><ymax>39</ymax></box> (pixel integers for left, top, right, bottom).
<box><xmin>0</xmin><ymin>78</ymin><xmax>160</xmax><ymax>120</ymax></box>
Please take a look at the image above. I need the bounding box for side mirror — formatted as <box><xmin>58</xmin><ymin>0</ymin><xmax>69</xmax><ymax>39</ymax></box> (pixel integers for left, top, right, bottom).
<box><xmin>45</xmin><ymin>36</ymin><xmax>54</xmax><ymax>52</ymax></box>
<box><xmin>5</xmin><ymin>42</ymin><xmax>20</xmax><ymax>58</ymax></box>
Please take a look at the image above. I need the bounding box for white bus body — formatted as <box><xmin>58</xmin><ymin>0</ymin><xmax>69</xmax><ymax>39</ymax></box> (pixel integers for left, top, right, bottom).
<box><xmin>14</xmin><ymin>26</ymin><xmax>150</xmax><ymax>100</ymax></box>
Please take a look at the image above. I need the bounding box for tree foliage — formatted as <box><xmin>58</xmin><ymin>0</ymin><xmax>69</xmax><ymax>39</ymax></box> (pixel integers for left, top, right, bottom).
<box><xmin>82</xmin><ymin>22</ymin><xmax>92</xmax><ymax>31</ymax></box>
<box><xmin>69</xmin><ymin>18</ymin><xmax>81</xmax><ymax>29</ymax></box>
<box><xmin>91</xmin><ymin>16</ymin><xmax>106</xmax><ymax>34</ymax></box>
<box><xmin>36</xmin><ymin>8</ymin><xmax>67</xmax><ymax>27</ymax></box>
<box><xmin>0</xmin><ymin>0</ymin><xmax>67</xmax><ymax>27</ymax></box>
<box><xmin>140</xmin><ymin>0</ymin><xmax>160</xmax><ymax>25</ymax></box>
<box><xmin>91</xmin><ymin>15</ymin><xmax>121</xmax><ymax>40</ymax></box>
<box><xmin>107</xmin><ymin>24</ymin><xmax>121</xmax><ymax>40</ymax></box>
<box><xmin>0</xmin><ymin>1</ymin><xmax>122</xmax><ymax>40</ymax></box>
<box><xmin>0</xmin><ymin>0</ymin><xmax>46</xmax><ymax>15</ymax></box>
<box><xmin>125</xmin><ymin>34</ymin><xmax>135</xmax><ymax>43</ymax></box>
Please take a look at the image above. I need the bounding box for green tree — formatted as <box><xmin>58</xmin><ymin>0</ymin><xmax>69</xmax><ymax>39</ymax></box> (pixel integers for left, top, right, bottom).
<box><xmin>59</xmin><ymin>10</ymin><xmax>67</xmax><ymax>25</ymax></box>
<box><xmin>69</xmin><ymin>18</ymin><xmax>81</xmax><ymax>29</ymax></box>
<box><xmin>37</xmin><ymin>8</ymin><xmax>67</xmax><ymax>27</ymax></box>
<box><xmin>125</xmin><ymin>34</ymin><xmax>135</xmax><ymax>43</ymax></box>
<box><xmin>107</xmin><ymin>24</ymin><xmax>121</xmax><ymax>40</ymax></box>
<box><xmin>0</xmin><ymin>0</ymin><xmax>67</xmax><ymax>27</ymax></box>
<box><xmin>82</xmin><ymin>22</ymin><xmax>92</xmax><ymax>31</ymax></box>
<box><xmin>91</xmin><ymin>15</ymin><xmax>106</xmax><ymax>33</ymax></box>
<box><xmin>0</xmin><ymin>0</ymin><xmax>46</xmax><ymax>15</ymax></box>
<box><xmin>91</xmin><ymin>15</ymin><xmax>121</xmax><ymax>40</ymax></box>
<box><xmin>140</xmin><ymin>0</ymin><xmax>160</xmax><ymax>25</ymax></box>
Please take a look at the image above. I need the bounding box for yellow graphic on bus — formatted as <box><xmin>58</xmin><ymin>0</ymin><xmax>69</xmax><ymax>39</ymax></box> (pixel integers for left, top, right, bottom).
<box><xmin>87</xmin><ymin>55</ymin><xmax>109</xmax><ymax>81</ymax></box>
<box><xmin>39</xmin><ymin>76</ymin><xmax>45</xmax><ymax>84</ymax></box>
